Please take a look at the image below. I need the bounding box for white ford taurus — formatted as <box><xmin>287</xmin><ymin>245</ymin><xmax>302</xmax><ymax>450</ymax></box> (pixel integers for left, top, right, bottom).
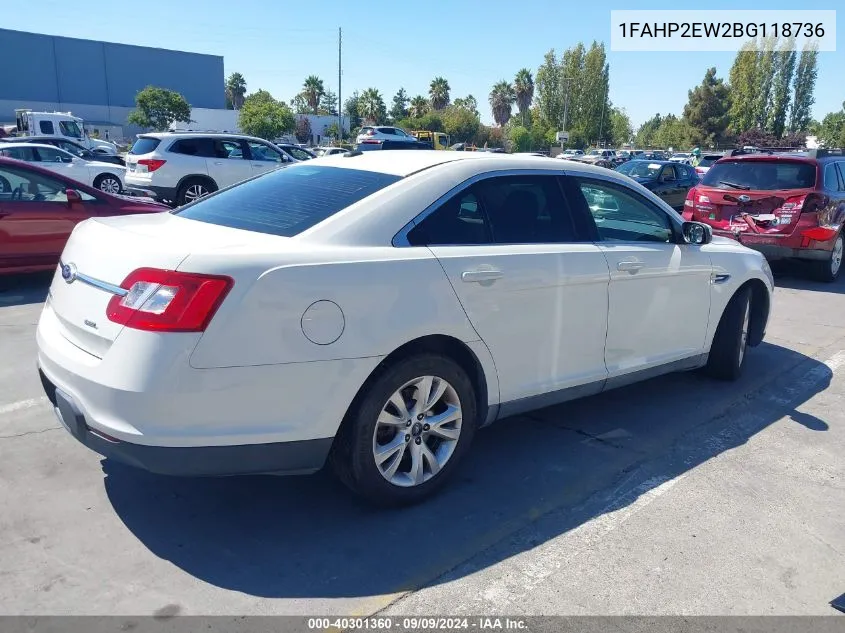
<box><xmin>36</xmin><ymin>151</ymin><xmax>773</xmax><ymax>505</ymax></box>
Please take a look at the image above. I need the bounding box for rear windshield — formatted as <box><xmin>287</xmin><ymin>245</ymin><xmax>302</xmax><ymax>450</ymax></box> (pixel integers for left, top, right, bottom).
<box><xmin>129</xmin><ymin>137</ymin><xmax>161</xmax><ymax>155</ymax></box>
<box><xmin>173</xmin><ymin>165</ymin><xmax>402</xmax><ymax>237</ymax></box>
<box><xmin>701</xmin><ymin>160</ymin><xmax>817</xmax><ymax>190</ymax></box>
<box><xmin>698</xmin><ymin>155</ymin><xmax>723</xmax><ymax>167</ymax></box>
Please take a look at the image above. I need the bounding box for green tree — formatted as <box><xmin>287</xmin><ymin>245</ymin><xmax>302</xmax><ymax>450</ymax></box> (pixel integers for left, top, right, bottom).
<box><xmin>238</xmin><ymin>89</ymin><xmax>295</xmax><ymax>139</ymax></box>
<box><xmin>580</xmin><ymin>42</ymin><xmax>610</xmax><ymax>144</ymax></box>
<box><xmin>302</xmin><ymin>75</ymin><xmax>325</xmax><ymax>114</ymax></box>
<box><xmin>489</xmin><ymin>80</ymin><xmax>516</xmax><ymax>127</ymax></box>
<box><xmin>409</xmin><ymin>95</ymin><xmax>429</xmax><ymax>118</ymax></box>
<box><xmin>290</xmin><ymin>94</ymin><xmax>310</xmax><ymax>114</ymax></box>
<box><xmin>344</xmin><ymin>91</ymin><xmax>362</xmax><ymax>129</ymax></box>
<box><xmin>535</xmin><ymin>49</ymin><xmax>562</xmax><ymax>127</ymax></box>
<box><xmin>127</xmin><ymin>86</ymin><xmax>192</xmax><ymax>131</ymax></box>
<box><xmin>453</xmin><ymin>95</ymin><xmax>479</xmax><ymax>117</ymax></box>
<box><xmin>767</xmin><ymin>38</ymin><xmax>796</xmax><ymax>138</ymax></box>
<box><xmin>683</xmin><ymin>67</ymin><xmax>731</xmax><ymax>147</ymax></box>
<box><xmin>358</xmin><ymin>87</ymin><xmax>387</xmax><ymax>124</ymax></box>
<box><xmin>561</xmin><ymin>42</ymin><xmax>586</xmax><ymax>130</ymax></box>
<box><xmin>728</xmin><ymin>40</ymin><xmax>759</xmax><ymax>134</ymax></box>
<box><xmin>508</xmin><ymin>125</ymin><xmax>531</xmax><ymax>152</ymax></box>
<box><xmin>395</xmin><ymin>111</ymin><xmax>444</xmax><ymax>134</ymax></box>
<box><xmin>294</xmin><ymin>116</ymin><xmax>312</xmax><ymax>143</ymax></box>
<box><xmin>653</xmin><ymin>114</ymin><xmax>695</xmax><ymax>149</ymax></box>
<box><xmin>429</xmin><ymin>77</ymin><xmax>451</xmax><ymax>110</ymax></box>
<box><xmin>514</xmin><ymin>68</ymin><xmax>534</xmax><ymax>128</ymax></box>
<box><xmin>389</xmin><ymin>88</ymin><xmax>410</xmax><ymax>122</ymax></box>
<box><xmin>319</xmin><ymin>90</ymin><xmax>338</xmax><ymax>116</ymax></box>
<box><xmin>635</xmin><ymin>114</ymin><xmax>663</xmax><ymax>147</ymax></box>
<box><xmin>225</xmin><ymin>72</ymin><xmax>247</xmax><ymax>110</ymax></box>
<box><xmin>754</xmin><ymin>36</ymin><xmax>777</xmax><ymax>128</ymax></box>
<box><xmin>816</xmin><ymin>102</ymin><xmax>845</xmax><ymax>148</ymax></box>
<box><xmin>790</xmin><ymin>42</ymin><xmax>819</xmax><ymax>133</ymax></box>
<box><xmin>609</xmin><ymin>107</ymin><xmax>632</xmax><ymax>147</ymax></box>
<box><xmin>441</xmin><ymin>105</ymin><xmax>480</xmax><ymax>142</ymax></box>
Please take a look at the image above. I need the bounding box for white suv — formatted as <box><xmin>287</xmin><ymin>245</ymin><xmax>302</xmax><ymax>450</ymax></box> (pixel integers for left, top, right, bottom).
<box><xmin>355</xmin><ymin>126</ymin><xmax>417</xmax><ymax>145</ymax></box>
<box><xmin>124</xmin><ymin>132</ymin><xmax>297</xmax><ymax>206</ymax></box>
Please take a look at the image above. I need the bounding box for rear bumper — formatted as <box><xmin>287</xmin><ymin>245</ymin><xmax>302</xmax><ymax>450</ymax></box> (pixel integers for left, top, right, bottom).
<box><xmin>712</xmin><ymin>230</ymin><xmax>832</xmax><ymax>261</ymax></box>
<box><xmin>123</xmin><ymin>183</ymin><xmax>178</xmax><ymax>204</ymax></box>
<box><xmin>40</xmin><ymin>369</ymin><xmax>332</xmax><ymax>476</ymax></box>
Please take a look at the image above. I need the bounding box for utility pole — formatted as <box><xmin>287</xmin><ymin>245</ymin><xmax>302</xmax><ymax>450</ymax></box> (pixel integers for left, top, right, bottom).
<box><xmin>337</xmin><ymin>27</ymin><xmax>343</xmax><ymax>143</ymax></box>
<box><xmin>597</xmin><ymin>82</ymin><xmax>609</xmax><ymax>147</ymax></box>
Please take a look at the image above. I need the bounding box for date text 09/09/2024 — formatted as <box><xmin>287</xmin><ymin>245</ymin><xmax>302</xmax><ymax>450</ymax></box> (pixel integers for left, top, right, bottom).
<box><xmin>617</xmin><ymin>22</ymin><xmax>825</xmax><ymax>39</ymax></box>
<box><xmin>307</xmin><ymin>617</ymin><xmax>528</xmax><ymax>631</ymax></box>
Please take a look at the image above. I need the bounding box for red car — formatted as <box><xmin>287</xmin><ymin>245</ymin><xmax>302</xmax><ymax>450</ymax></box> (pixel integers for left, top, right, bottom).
<box><xmin>0</xmin><ymin>156</ymin><xmax>168</xmax><ymax>275</ymax></box>
<box><xmin>683</xmin><ymin>149</ymin><xmax>845</xmax><ymax>281</ymax></box>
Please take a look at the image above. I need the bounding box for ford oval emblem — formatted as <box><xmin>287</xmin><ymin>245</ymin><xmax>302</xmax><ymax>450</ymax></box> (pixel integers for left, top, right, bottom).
<box><xmin>738</xmin><ymin>195</ymin><xmax>751</xmax><ymax>203</ymax></box>
<box><xmin>61</xmin><ymin>262</ymin><xmax>78</xmax><ymax>284</ymax></box>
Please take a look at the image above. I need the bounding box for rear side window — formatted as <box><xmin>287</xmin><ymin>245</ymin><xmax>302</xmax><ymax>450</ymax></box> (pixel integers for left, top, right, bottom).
<box><xmin>173</xmin><ymin>165</ymin><xmax>402</xmax><ymax>237</ymax></box>
<box><xmin>130</xmin><ymin>137</ymin><xmax>162</xmax><ymax>155</ymax></box>
<box><xmin>39</xmin><ymin>121</ymin><xmax>54</xmax><ymax>134</ymax></box>
<box><xmin>701</xmin><ymin>160</ymin><xmax>817</xmax><ymax>191</ymax></box>
<box><xmin>170</xmin><ymin>138</ymin><xmax>214</xmax><ymax>157</ymax></box>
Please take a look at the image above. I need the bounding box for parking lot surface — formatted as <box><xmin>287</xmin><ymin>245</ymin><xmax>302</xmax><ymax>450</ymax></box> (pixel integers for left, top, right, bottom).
<box><xmin>1</xmin><ymin>266</ymin><xmax>843</xmax><ymax>616</ymax></box>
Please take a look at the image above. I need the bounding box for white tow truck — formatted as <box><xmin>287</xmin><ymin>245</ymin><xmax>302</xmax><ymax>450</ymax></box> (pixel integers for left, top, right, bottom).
<box><xmin>13</xmin><ymin>109</ymin><xmax>119</xmax><ymax>155</ymax></box>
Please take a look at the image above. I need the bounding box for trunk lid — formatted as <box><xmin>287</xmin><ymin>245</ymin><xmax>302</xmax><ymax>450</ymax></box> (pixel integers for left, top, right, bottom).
<box><xmin>690</xmin><ymin>186</ymin><xmax>814</xmax><ymax>235</ymax></box>
<box><xmin>47</xmin><ymin>213</ymin><xmax>262</xmax><ymax>358</ymax></box>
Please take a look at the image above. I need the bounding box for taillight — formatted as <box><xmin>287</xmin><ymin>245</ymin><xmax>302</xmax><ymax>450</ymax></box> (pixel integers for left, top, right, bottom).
<box><xmin>137</xmin><ymin>158</ymin><xmax>166</xmax><ymax>173</ymax></box>
<box><xmin>801</xmin><ymin>227</ymin><xmax>838</xmax><ymax>242</ymax></box>
<box><xmin>107</xmin><ymin>268</ymin><xmax>233</xmax><ymax>332</ymax></box>
<box><xmin>684</xmin><ymin>187</ymin><xmax>696</xmax><ymax>208</ymax></box>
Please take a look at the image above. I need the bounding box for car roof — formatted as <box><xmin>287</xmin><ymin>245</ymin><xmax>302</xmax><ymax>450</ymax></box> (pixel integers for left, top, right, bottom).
<box><xmin>0</xmin><ymin>142</ymin><xmax>71</xmax><ymax>151</ymax></box>
<box><xmin>715</xmin><ymin>153</ymin><xmax>817</xmax><ymax>164</ymax></box>
<box><xmin>139</xmin><ymin>132</ymin><xmax>270</xmax><ymax>143</ymax></box>
<box><xmin>298</xmin><ymin>149</ymin><xmax>618</xmax><ymax>178</ymax></box>
<box><xmin>625</xmin><ymin>159</ymin><xmax>676</xmax><ymax>165</ymax></box>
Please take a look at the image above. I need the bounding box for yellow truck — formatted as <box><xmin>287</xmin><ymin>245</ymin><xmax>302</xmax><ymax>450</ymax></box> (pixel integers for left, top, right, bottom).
<box><xmin>411</xmin><ymin>130</ymin><xmax>450</xmax><ymax>150</ymax></box>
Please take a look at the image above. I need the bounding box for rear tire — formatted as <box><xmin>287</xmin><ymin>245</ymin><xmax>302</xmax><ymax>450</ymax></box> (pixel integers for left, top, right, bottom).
<box><xmin>93</xmin><ymin>174</ymin><xmax>122</xmax><ymax>195</ymax></box>
<box><xmin>705</xmin><ymin>287</ymin><xmax>752</xmax><ymax>381</ymax></box>
<box><xmin>176</xmin><ymin>177</ymin><xmax>217</xmax><ymax>207</ymax></box>
<box><xmin>331</xmin><ymin>353</ymin><xmax>478</xmax><ymax>506</ymax></box>
<box><xmin>811</xmin><ymin>234</ymin><xmax>843</xmax><ymax>283</ymax></box>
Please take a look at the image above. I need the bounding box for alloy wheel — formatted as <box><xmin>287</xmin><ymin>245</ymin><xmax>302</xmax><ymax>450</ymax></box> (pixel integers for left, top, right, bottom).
<box><xmin>98</xmin><ymin>177</ymin><xmax>121</xmax><ymax>194</ymax></box>
<box><xmin>184</xmin><ymin>184</ymin><xmax>208</xmax><ymax>203</ymax></box>
<box><xmin>372</xmin><ymin>375</ymin><xmax>462</xmax><ymax>487</ymax></box>
<box><xmin>831</xmin><ymin>236</ymin><xmax>843</xmax><ymax>278</ymax></box>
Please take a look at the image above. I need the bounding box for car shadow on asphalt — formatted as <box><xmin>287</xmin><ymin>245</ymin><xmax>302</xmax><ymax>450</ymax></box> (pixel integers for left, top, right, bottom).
<box><xmin>100</xmin><ymin>338</ymin><xmax>833</xmax><ymax>601</ymax></box>
<box><xmin>0</xmin><ymin>272</ymin><xmax>51</xmax><ymax>307</ymax></box>
<box><xmin>772</xmin><ymin>261</ymin><xmax>845</xmax><ymax>295</ymax></box>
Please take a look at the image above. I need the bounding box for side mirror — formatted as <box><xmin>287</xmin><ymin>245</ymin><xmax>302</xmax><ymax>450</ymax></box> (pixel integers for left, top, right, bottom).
<box><xmin>66</xmin><ymin>188</ymin><xmax>82</xmax><ymax>205</ymax></box>
<box><xmin>682</xmin><ymin>221</ymin><xmax>712</xmax><ymax>245</ymax></box>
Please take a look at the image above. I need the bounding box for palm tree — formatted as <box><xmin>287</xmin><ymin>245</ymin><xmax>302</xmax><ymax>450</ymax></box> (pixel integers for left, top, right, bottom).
<box><xmin>225</xmin><ymin>72</ymin><xmax>247</xmax><ymax>110</ymax></box>
<box><xmin>409</xmin><ymin>95</ymin><xmax>429</xmax><ymax>118</ymax></box>
<box><xmin>358</xmin><ymin>88</ymin><xmax>386</xmax><ymax>124</ymax></box>
<box><xmin>302</xmin><ymin>75</ymin><xmax>325</xmax><ymax>114</ymax></box>
<box><xmin>514</xmin><ymin>68</ymin><xmax>534</xmax><ymax>127</ymax></box>
<box><xmin>489</xmin><ymin>81</ymin><xmax>516</xmax><ymax>127</ymax></box>
<box><xmin>429</xmin><ymin>77</ymin><xmax>450</xmax><ymax>110</ymax></box>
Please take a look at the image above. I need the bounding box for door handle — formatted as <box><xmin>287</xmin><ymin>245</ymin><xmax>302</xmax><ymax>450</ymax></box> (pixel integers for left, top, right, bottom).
<box><xmin>617</xmin><ymin>260</ymin><xmax>645</xmax><ymax>273</ymax></box>
<box><xmin>461</xmin><ymin>269</ymin><xmax>504</xmax><ymax>283</ymax></box>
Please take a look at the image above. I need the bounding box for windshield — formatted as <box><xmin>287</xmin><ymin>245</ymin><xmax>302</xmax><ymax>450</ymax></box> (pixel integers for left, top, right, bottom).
<box><xmin>701</xmin><ymin>160</ymin><xmax>817</xmax><ymax>191</ymax></box>
<box><xmin>174</xmin><ymin>165</ymin><xmax>402</xmax><ymax>237</ymax></box>
<box><xmin>59</xmin><ymin>120</ymin><xmax>83</xmax><ymax>138</ymax></box>
<box><xmin>588</xmin><ymin>150</ymin><xmax>602</xmax><ymax>155</ymax></box>
<box><xmin>617</xmin><ymin>161</ymin><xmax>663</xmax><ymax>179</ymax></box>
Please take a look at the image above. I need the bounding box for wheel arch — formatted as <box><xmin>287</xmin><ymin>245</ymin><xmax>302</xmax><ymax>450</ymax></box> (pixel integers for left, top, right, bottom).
<box><xmin>338</xmin><ymin>334</ymin><xmax>492</xmax><ymax>437</ymax></box>
<box><xmin>175</xmin><ymin>173</ymin><xmax>218</xmax><ymax>193</ymax></box>
<box><xmin>735</xmin><ymin>278</ymin><xmax>770</xmax><ymax>347</ymax></box>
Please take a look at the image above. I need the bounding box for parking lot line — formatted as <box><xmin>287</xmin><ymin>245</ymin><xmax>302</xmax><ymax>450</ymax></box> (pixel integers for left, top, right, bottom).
<box><xmin>0</xmin><ymin>396</ymin><xmax>48</xmax><ymax>416</ymax></box>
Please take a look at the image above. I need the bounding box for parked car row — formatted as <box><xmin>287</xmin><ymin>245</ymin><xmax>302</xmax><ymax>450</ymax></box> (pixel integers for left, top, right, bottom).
<box><xmin>0</xmin><ymin>142</ymin><xmax>126</xmax><ymax>193</ymax></box>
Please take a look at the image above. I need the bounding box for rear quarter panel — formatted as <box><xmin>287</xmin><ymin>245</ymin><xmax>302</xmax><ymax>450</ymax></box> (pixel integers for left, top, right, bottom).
<box><xmin>184</xmin><ymin>247</ymin><xmax>487</xmax><ymax>369</ymax></box>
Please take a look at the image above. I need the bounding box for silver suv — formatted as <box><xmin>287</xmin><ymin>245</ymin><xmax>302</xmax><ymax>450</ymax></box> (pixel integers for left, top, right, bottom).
<box><xmin>124</xmin><ymin>132</ymin><xmax>298</xmax><ymax>206</ymax></box>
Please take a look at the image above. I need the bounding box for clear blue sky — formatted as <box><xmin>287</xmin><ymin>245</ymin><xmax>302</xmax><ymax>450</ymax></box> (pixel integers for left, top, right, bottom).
<box><xmin>6</xmin><ymin>0</ymin><xmax>844</xmax><ymax>128</ymax></box>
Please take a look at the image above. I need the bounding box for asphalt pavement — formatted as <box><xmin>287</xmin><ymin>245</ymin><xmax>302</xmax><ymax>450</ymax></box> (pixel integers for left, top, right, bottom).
<box><xmin>0</xmin><ymin>265</ymin><xmax>843</xmax><ymax>616</ymax></box>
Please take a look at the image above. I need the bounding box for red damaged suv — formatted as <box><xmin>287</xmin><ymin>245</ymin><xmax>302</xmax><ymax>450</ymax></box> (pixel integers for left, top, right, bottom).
<box><xmin>683</xmin><ymin>149</ymin><xmax>845</xmax><ymax>281</ymax></box>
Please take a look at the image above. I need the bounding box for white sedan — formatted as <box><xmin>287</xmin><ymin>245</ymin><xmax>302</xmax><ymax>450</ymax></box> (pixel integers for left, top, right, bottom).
<box><xmin>36</xmin><ymin>152</ymin><xmax>773</xmax><ymax>505</ymax></box>
<box><xmin>0</xmin><ymin>142</ymin><xmax>125</xmax><ymax>194</ymax></box>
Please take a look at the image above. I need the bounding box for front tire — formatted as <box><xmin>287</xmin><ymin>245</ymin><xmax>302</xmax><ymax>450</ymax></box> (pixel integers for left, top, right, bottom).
<box><xmin>94</xmin><ymin>174</ymin><xmax>122</xmax><ymax>194</ymax></box>
<box><xmin>331</xmin><ymin>353</ymin><xmax>478</xmax><ymax>506</ymax></box>
<box><xmin>811</xmin><ymin>233</ymin><xmax>843</xmax><ymax>283</ymax></box>
<box><xmin>705</xmin><ymin>287</ymin><xmax>752</xmax><ymax>381</ymax></box>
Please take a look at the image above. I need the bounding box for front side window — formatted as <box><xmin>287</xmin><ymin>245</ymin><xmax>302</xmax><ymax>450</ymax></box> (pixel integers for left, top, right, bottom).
<box><xmin>574</xmin><ymin>178</ymin><xmax>674</xmax><ymax>243</ymax></box>
<box><xmin>215</xmin><ymin>140</ymin><xmax>247</xmax><ymax>159</ymax></box>
<box><xmin>659</xmin><ymin>165</ymin><xmax>677</xmax><ymax>181</ymax></box>
<box><xmin>407</xmin><ymin>175</ymin><xmax>578</xmax><ymax>246</ymax></box>
<box><xmin>249</xmin><ymin>142</ymin><xmax>284</xmax><ymax>162</ymax></box>
<box><xmin>34</xmin><ymin>147</ymin><xmax>72</xmax><ymax>163</ymax></box>
<box><xmin>0</xmin><ymin>165</ymin><xmax>95</xmax><ymax>203</ymax></box>
<box><xmin>59</xmin><ymin>120</ymin><xmax>83</xmax><ymax>138</ymax></box>
<box><xmin>285</xmin><ymin>146</ymin><xmax>313</xmax><ymax>161</ymax></box>
<box><xmin>58</xmin><ymin>141</ymin><xmax>87</xmax><ymax>157</ymax></box>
